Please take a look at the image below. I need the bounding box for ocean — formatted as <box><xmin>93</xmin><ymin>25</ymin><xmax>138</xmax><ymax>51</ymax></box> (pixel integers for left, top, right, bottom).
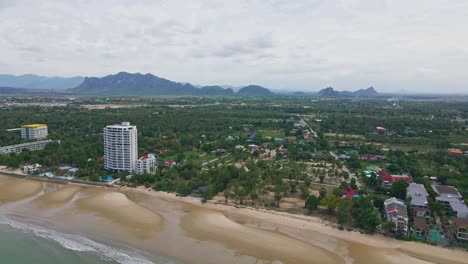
<box><xmin>0</xmin><ymin>216</ymin><xmax>175</xmax><ymax>264</ymax></box>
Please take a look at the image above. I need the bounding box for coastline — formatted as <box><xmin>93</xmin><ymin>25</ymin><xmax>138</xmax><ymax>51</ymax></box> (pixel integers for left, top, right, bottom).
<box><xmin>1</xmin><ymin>170</ymin><xmax>468</xmax><ymax>264</ymax></box>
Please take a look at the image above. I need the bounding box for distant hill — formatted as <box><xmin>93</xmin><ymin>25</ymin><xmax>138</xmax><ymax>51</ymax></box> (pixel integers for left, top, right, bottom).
<box><xmin>0</xmin><ymin>86</ymin><xmax>62</xmax><ymax>95</ymax></box>
<box><xmin>237</xmin><ymin>85</ymin><xmax>274</xmax><ymax>96</ymax></box>
<box><xmin>71</xmin><ymin>72</ymin><xmax>274</xmax><ymax>96</ymax></box>
<box><xmin>199</xmin><ymin>86</ymin><xmax>234</xmax><ymax>96</ymax></box>
<box><xmin>0</xmin><ymin>74</ymin><xmax>83</xmax><ymax>90</ymax></box>
<box><xmin>316</xmin><ymin>87</ymin><xmax>381</xmax><ymax>98</ymax></box>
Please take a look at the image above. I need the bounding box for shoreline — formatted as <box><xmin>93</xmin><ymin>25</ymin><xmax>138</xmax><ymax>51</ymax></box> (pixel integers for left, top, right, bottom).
<box><xmin>1</xmin><ymin>171</ymin><xmax>468</xmax><ymax>264</ymax></box>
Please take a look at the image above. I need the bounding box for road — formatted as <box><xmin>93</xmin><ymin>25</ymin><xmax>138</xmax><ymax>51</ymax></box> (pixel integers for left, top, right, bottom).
<box><xmin>329</xmin><ymin>151</ymin><xmax>361</xmax><ymax>188</ymax></box>
<box><xmin>299</xmin><ymin>117</ymin><xmax>318</xmax><ymax>138</ymax></box>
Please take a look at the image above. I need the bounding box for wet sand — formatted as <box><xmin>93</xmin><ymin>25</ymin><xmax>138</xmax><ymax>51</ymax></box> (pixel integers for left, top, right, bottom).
<box><xmin>0</xmin><ymin>177</ymin><xmax>43</xmax><ymax>203</ymax></box>
<box><xmin>1</xmin><ymin>174</ymin><xmax>468</xmax><ymax>264</ymax></box>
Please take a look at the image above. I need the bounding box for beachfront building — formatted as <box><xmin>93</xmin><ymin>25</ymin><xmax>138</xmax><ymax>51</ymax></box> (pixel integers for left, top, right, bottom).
<box><xmin>384</xmin><ymin>197</ymin><xmax>409</xmax><ymax>237</ymax></box>
<box><xmin>23</xmin><ymin>163</ymin><xmax>42</xmax><ymax>174</ymax></box>
<box><xmin>136</xmin><ymin>153</ymin><xmax>157</xmax><ymax>175</ymax></box>
<box><xmin>104</xmin><ymin>122</ymin><xmax>138</xmax><ymax>173</ymax></box>
<box><xmin>21</xmin><ymin>124</ymin><xmax>48</xmax><ymax>140</ymax></box>
<box><xmin>407</xmin><ymin>183</ymin><xmax>431</xmax><ymax>239</ymax></box>
<box><xmin>0</xmin><ymin>140</ymin><xmax>56</xmax><ymax>154</ymax></box>
<box><xmin>451</xmin><ymin>217</ymin><xmax>468</xmax><ymax>245</ymax></box>
<box><xmin>432</xmin><ymin>185</ymin><xmax>468</xmax><ymax>219</ymax></box>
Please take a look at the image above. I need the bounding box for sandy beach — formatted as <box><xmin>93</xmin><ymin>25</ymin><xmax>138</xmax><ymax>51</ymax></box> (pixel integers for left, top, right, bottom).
<box><xmin>1</xmin><ymin>174</ymin><xmax>467</xmax><ymax>264</ymax></box>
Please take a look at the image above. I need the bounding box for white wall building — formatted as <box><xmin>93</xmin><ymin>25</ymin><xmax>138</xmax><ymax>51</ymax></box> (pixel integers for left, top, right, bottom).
<box><xmin>384</xmin><ymin>197</ymin><xmax>409</xmax><ymax>236</ymax></box>
<box><xmin>21</xmin><ymin>124</ymin><xmax>48</xmax><ymax>140</ymax></box>
<box><xmin>104</xmin><ymin>122</ymin><xmax>138</xmax><ymax>172</ymax></box>
<box><xmin>136</xmin><ymin>153</ymin><xmax>157</xmax><ymax>175</ymax></box>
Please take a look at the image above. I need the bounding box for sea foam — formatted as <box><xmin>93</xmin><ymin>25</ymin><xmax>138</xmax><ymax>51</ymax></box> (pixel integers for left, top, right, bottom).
<box><xmin>0</xmin><ymin>216</ymin><xmax>174</xmax><ymax>264</ymax></box>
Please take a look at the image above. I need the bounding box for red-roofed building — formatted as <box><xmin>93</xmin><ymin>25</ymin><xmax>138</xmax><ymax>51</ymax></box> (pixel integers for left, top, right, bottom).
<box><xmin>136</xmin><ymin>153</ymin><xmax>157</xmax><ymax>175</ymax></box>
<box><xmin>159</xmin><ymin>147</ymin><xmax>169</xmax><ymax>153</ymax></box>
<box><xmin>378</xmin><ymin>170</ymin><xmax>413</xmax><ymax>188</ymax></box>
<box><xmin>376</xmin><ymin>126</ymin><xmax>385</xmax><ymax>131</ymax></box>
<box><xmin>341</xmin><ymin>187</ymin><xmax>360</xmax><ymax>199</ymax></box>
<box><xmin>164</xmin><ymin>160</ymin><xmax>177</xmax><ymax>167</ymax></box>
<box><xmin>449</xmin><ymin>149</ymin><xmax>463</xmax><ymax>155</ymax></box>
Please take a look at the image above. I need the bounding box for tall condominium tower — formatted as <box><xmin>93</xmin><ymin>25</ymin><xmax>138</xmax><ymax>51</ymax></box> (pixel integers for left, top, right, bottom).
<box><xmin>103</xmin><ymin>122</ymin><xmax>138</xmax><ymax>172</ymax></box>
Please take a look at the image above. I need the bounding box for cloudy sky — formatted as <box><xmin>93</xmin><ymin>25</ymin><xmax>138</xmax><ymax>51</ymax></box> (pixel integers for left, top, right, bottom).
<box><xmin>1</xmin><ymin>0</ymin><xmax>468</xmax><ymax>93</ymax></box>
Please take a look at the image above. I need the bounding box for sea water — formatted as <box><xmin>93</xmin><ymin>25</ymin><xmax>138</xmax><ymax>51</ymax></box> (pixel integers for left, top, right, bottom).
<box><xmin>0</xmin><ymin>216</ymin><xmax>176</xmax><ymax>264</ymax></box>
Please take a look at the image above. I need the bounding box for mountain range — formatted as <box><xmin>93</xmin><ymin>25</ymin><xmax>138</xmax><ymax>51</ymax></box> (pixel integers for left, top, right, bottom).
<box><xmin>315</xmin><ymin>87</ymin><xmax>380</xmax><ymax>98</ymax></box>
<box><xmin>0</xmin><ymin>72</ymin><xmax>381</xmax><ymax>97</ymax></box>
<box><xmin>0</xmin><ymin>74</ymin><xmax>83</xmax><ymax>90</ymax></box>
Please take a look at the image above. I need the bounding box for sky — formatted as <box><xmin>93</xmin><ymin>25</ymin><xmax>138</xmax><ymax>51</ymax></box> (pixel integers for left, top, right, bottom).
<box><xmin>1</xmin><ymin>0</ymin><xmax>468</xmax><ymax>93</ymax></box>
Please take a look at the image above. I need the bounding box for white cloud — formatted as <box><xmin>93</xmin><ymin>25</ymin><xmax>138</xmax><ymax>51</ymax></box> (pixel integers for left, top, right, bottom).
<box><xmin>0</xmin><ymin>0</ymin><xmax>467</xmax><ymax>93</ymax></box>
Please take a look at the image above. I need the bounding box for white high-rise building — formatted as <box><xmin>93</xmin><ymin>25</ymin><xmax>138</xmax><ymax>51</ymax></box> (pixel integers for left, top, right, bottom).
<box><xmin>104</xmin><ymin>122</ymin><xmax>138</xmax><ymax>172</ymax></box>
<box><xmin>136</xmin><ymin>153</ymin><xmax>157</xmax><ymax>175</ymax></box>
<box><xmin>21</xmin><ymin>124</ymin><xmax>48</xmax><ymax>140</ymax></box>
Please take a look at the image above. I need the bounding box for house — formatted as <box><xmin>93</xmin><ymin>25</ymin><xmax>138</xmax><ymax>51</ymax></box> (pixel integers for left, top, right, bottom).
<box><xmin>23</xmin><ymin>164</ymin><xmax>42</xmax><ymax>174</ymax></box>
<box><xmin>432</xmin><ymin>184</ymin><xmax>468</xmax><ymax>219</ymax></box>
<box><xmin>262</xmin><ymin>142</ymin><xmax>270</xmax><ymax>149</ymax></box>
<box><xmin>235</xmin><ymin>145</ymin><xmax>245</xmax><ymax>150</ymax></box>
<box><xmin>136</xmin><ymin>153</ymin><xmax>157</xmax><ymax>175</ymax></box>
<box><xmin>215</xmin><ymin>148</ymin><xmax>228</xmax><ymax>154</ymax></box>
<box><xmin>451</xmin><ymin>217</ymin><xmax>468</xmax><ymax>245</ymax></box>
<box><xmin>407</xmin><ymin>183</ymin><xmax>431</xmax><ymax>239</ymax></box>
<box><xmin>376</xmin><ymin>126</ymin><xmax>385</xmax><ymax>131</ymax></box>
<box><xmin>341</xmin><ymin>187</ymin><xmax>359</xmax><ymax>199</ymax></box>
<box><xmin>378</xmin><ymin>170</ymin><xmax>413</xmax><ymax>188</ymax></box>
<box><xmin>278</xmin><ymin>149</ymin><xmax>288</xmax><ymax>155</ymax></box>
<box><xmin>362</xmin><ymin>154</ymin><xmax>387</xmax><ymax>161</ymax></box>
<box><xmin>448</xmin><ymin>148</ymin><xmax>463</xmax><ymax>155</ymax></box>
<box><xmin>407</xmin><ymin>183</ymin><xmax>429</xmax><ymax>209</ymax></box>
<box><xmin>248</xmin><ymin>134</ymin><xmax>256</xmax><ymax>140</ymax></box>
<box><xmin>225</xmin><ymin>135</ymin><xmax>236</xmax><ymax>141</ymax></box>
<box><xmin>464</xmin><ymin>151</ymin><xmax>468</xmax><ymax>157</ymax></box>
<box><xmin>164</xmin><ymin>160</ymin><xmax>177</xmax><ymax>167</ymax></box>
<box><xmin>274</xmin><ymin>138</ymin><xmax>283</xmax><ymax>143</ymax></box>
<box><xmin>68</xmin><ymin>168</ymin><xmax>79</xmax><ymax>175</ymax></box>
<box><xmin>339</xmin><ymin>154</ymin><xmax>351</xmax><ymax>160</ymax></box>
<box><xmin>384</xmin><ymin>197</ymin><xmax>409</xmax><ymax>236</ymax></box>
<box><xmin>159</xmin><ymin>147</ymin><xmax>169</xmax><ymax>153</ymax></box>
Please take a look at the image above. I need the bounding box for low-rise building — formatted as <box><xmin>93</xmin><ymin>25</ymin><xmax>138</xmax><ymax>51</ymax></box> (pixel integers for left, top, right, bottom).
<box><xmin>136</xmin><ymin>154</ymin><xmax>157</xmax><ymax>175</ymax></box>
<box><xmin>23</xmin><ymin>164</ymin><xmax>42</xmax><ymax>174</ymax></box>
<box><xmin>451</xmin><ymin>217</ymin><xmax>468</xmax><ymax>245</ymax></box>
<box><xmin>378</xmin><ymin>171</ymin><xmax>413</xmax><ymax>188</ymax></box>
<box><xmin>384</xmin><ymin>197</ymin><xmax>409</xmax><ymax>236</ymax></box>
<box><xmin>432</xmin><ymin>184</ymin><xmax>468</xmax><ymax>219</ymax></box>
<box><xmin>0</xmin><ymin>140</ymin><xmax>56</xmax><ymax>154</ymax></box>
<box><xmin>164</xmin><ymin>160</ymin><xmax>177</xmax><ymax>167</ymax></box>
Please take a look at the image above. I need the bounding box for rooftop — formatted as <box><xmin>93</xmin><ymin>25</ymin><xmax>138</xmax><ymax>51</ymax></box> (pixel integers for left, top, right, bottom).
<box><xmin>432</xmin><ymin>184</ymin><xmax>462</xmax><ymax>198</ymax></box>
<box><xmin>384</xmin><ymin>197</ymin><xmax>408</xmax><ymax>218</ymax></box>
<box><xmin>21</xmin><ymin>124</ymin><xmax>47</xmax><ymax>128</ymax></box>
<box><xmin>452</xmin><ymin>217</ymin><xmax>468</xmax><ymax>228</ymax></box>
<box><xmin>407</xmin><ymin>183</ymin><xmax>429</xmax><ymax>207</ymax></box>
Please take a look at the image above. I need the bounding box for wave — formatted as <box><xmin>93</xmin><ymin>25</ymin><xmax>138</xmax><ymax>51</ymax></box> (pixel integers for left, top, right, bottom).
<box><xmin>0</xmin><ymin>216</ymin><xmax>174</xmax><ymax>264</ymax></box>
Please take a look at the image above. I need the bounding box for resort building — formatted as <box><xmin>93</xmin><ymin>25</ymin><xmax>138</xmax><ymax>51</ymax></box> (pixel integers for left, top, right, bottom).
<box><xmin>21</xmin><ymin>124</ymin><xmax>48</xmax><ymax>140</ymax></box>
<box><xmin>378</xmin><ymin>170</ymin><xmax>413</xmax><ymax>188</ymax></box>
<box><xmin>0</xmin><ymin>140</ymin><xmax>55</xmax><ymax>154</ymax></box>
<box><xmin>407</xmin><ymin>183</ymin><xmax>431</xmax><ymax>239</ymax></box>
<box><xmin>451</xmin><ymin>217</ymin><xmax>468</xmax><ymax>245</ymax></box>
<box><xmin>136</xmin><ymin>153</ymin><xmax>157</xmax><ymax>175</ymax></box>
<box><xmin>23</xmin><ymin>163</ymin><xmax>42</xmax><ymax>174</ymax></box>
<box><xmin>432</xmin><ymin>185</ymin><xmax>468</xmax><ymax>219</ymax></box>
<box><xmin>384</xmin><ymin>197</ymin><xmax>409</xmax><ymax>236</ymax></box>
<box><xmin>103</xmin><ymin>122</ymin><xmax>138</xmax><ymax>172</ymax></box>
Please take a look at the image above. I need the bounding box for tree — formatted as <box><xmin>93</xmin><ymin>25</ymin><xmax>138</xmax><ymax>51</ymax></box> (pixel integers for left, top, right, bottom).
<box><xmin>319</xmin><ymin>174</ymin><xmax>325</xmax><ymax>183</ymax></box>
<box><xmin>300</xmin><ymin>184</ymin><xmax>310</xmax><ymax>199</ymax></box>
<box><xmin>390</xmin><ymin>180</ymin><xmax>409</xmax><ymax>199</ymax></box>
<box><xmin>350</xmin><ymin>178</ymin><xmax>358</xmax><ymax>190</ymax></box>
<box><xmin>320</xmin><ymin>194</ymin><xmax>339</xmax><ymax>212</ymax></box>
<box><xmin>337</xmin><ymin>199</ymin><xmax>353</xmax><ymax>226</ymax></box>
<box><xmin>274</xmin><ymin>192</ymin><xmax>282</xmax><ymax>208</ymax></box>
<box><xmin>304</xmin><ymin>177</ymin><xmax>312</xmax><ymax>187</ymax></box>
<box><xmin>305</xmin><ymin>195</ymin><xmax>320</xmax><ymax>211</ymax></box>
<box><xmin>223</xmin><ymin>191</ymin><xmax>232</xmax><ymax>204</ymax></box>
<box><xmin>355</xmin><ymin>197</ymin><xmax>381</xmax><ymax>233</ymax></box>
<box><xmin>319</xmin><ymin>187</ymin><xmax>327</xmax><ymax>200</ymax></box>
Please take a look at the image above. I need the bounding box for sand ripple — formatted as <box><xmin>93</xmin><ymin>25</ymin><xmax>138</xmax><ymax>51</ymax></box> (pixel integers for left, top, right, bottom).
<box><xmin>0</xmin><ymin>177</ymin><xmax>43</xmax><ymax>203</ymax></box>
<box><xmin>76</xmin><ymin>190</ymin><xmax>164</xmax><ymax>239</ymax></box>
<box><xmin>181</xmin><ymin>209</ymin><xmax>344</xmax><ymax>264</ymax></box>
